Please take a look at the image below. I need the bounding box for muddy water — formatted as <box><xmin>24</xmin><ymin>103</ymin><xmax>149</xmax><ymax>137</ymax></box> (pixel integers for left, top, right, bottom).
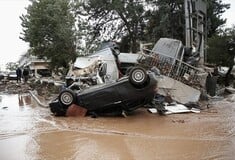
<box><xmin>0</xmin><ymin>93</ymin><xmax>235</xmax><ymax>160</ymax></box>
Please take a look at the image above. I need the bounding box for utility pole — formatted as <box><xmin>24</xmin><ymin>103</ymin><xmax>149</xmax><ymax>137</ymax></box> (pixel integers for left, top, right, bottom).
<box><xmin>184</xmin><ymin>0</ymin><xmax>207</xmax><ymax>65</ymax></box>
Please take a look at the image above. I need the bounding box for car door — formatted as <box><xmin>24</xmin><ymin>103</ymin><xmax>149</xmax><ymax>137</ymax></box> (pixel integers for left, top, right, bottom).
<box><xmin>78</xmin><ymin>83</ymin><xmax>121</xmax><ymax>111</ymax></box>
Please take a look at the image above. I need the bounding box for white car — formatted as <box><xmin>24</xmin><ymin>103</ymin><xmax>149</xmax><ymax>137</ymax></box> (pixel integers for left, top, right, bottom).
<box><xmin>7</xmin><ymin>71</ymin><xmax>17</xmax><ymax>80</ymax></box>
<box><xmin>65</xmin><ymin>47</ymin><xmax>140</xmax><ymax>89</ymax></box>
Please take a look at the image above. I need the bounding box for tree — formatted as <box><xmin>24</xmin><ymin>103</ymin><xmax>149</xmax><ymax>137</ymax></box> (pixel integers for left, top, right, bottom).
<box><xmin>5</xmin><ymin>62</ymin><xmax>18</xmax><ymax>71</ymax></box>
<box><xmin>20</xmin><ymin>0</ymin><xmax>230</xmax><ymax>69</ymax></box>
<box><xmin>207</xmin><ymin>0</ymin><xmax>230</xmax><ymax>37</ymax></box>
<box><xmin>146</xmin><ymin>0</ymin><xmax>230</xmax><ymax>44</ymax></box>
<box><xmin>75</xmin><ymin>0</ymin><xmax>154</xmax><ymax>53</ymax></box>
<box><xmin>20</xmin><ymin>0</ymin><xmax>77</xmax><ymax>70</ymax></box>
<box><xmin>75</xmin><ymin>0</ymin><xmax>229</xmax><ymax>54</ymax></box>
<box><xmin>209</xmin><ymin>26</ymin><xmax>235</xmax><ymax>66</ymax></box>
<box><xmin>146</xmin><ymin>0</ymin><xmax>185</xmax><ymax>43</ymax></box>
<box><xmin>207</xmin><ymin>26</ymin><xmax>235</xmax><ymax>86</ymax></box>
<box><xmin>207</xmin><ymin>34</ymin><xmax>229</xmax><ymax>66</ymax></box>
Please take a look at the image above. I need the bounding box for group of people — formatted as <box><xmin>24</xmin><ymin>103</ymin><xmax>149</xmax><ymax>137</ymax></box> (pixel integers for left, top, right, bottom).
<box><xmin>16</xmin><ymin>67</ymin><xmax>30</xmax><ymax>83</ymax></box>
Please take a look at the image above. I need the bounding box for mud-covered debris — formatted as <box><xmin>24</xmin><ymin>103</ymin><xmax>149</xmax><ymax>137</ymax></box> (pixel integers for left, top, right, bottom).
<box><xmin>172</xmin><ymin>119</ymin><xmax>185</xmax><ymax>123</ymax></box>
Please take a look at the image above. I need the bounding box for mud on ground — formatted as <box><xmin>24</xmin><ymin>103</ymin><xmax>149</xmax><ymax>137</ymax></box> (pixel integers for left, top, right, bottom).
<box><xmin>0</xmin><ymin>79</ymin><xmax>60</xmax><ymax>100</ymax></box>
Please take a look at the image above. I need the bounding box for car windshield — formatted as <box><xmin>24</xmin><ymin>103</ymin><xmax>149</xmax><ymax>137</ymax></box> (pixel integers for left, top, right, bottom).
<box><xmin>9</xmin><ymin>71</ymin><xmax>16</xmax><ymax>74</ymax></box>
<box><xmin>9</xmin><ymin>71</ymin><xmax>16</xmax><ymax>75</ymax></box>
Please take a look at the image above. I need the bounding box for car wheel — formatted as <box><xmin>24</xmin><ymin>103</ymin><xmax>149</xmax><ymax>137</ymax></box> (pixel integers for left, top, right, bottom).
<box><xmin>129</xmin><ymin>67</ymin><xmax>149</xmax><ymax>87</ymax></box>
<box><xmin>58</xmin><ymin>89</ymin><xmax>76</xmax><ymax>107</ymax></box>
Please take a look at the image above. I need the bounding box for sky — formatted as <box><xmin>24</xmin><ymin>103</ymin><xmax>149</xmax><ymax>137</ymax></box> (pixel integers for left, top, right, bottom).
<box><xmin>0</xmin><ymin>0</ymin><xmax>235</xmax><ymax>71</ymax></box>
<box><xmin>0</xmin><ymin>0</ymin><xmax>30</xmax><ymax>71</ymax></box>
<box><xmin>222</xmin><ymin>0</ymin><xmax>235</xmax><ymax>28</ymax></box>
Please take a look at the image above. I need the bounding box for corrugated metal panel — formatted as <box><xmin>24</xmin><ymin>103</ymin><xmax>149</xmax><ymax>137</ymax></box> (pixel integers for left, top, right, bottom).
<box><xmin>152</xmin><ymin>38</ymin><xmax>183</xmax><ymax>60</ymax></box>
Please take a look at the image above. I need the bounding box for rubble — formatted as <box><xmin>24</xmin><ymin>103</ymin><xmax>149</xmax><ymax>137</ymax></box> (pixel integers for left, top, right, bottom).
<box><xmin>156</xmin><ymin>75</ymin><xmax>201</xmax><ymax>104</ymax></box>
<box><xmin>1</xmin><ymin>38</ymin><xmax>234</xmax><ymax>118</ymax></box>
<box><xmin>0</xmin><ymin>82</ymin><xmax>32</xmax><ymax>94</ymax></box>
<box><xmin>0</xmin><ymin>79</ymin><xmax>60</xmax><ymax>103</ymax></box>
<box><xmin>148</xmin><ymin>103</ymin><xmax>200</xmax><ymax>115</ymax></box>
<box><xmin>137</xmin><ymin>44</ymin><xmax>207</xmax><ymax>104</ymax></box>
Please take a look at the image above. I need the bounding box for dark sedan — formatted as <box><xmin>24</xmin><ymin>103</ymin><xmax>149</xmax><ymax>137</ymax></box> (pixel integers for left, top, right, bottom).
<box><xmin>49</xmin><ymin>67</ymin><xmax>158</xmax><ymax>117</ymax></box>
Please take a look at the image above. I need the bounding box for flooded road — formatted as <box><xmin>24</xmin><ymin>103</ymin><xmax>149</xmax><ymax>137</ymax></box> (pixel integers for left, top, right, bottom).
<box><xmin>0</xmin><ymin>93</ymin><xmax>235</xmax><ymax>160</ymax></box>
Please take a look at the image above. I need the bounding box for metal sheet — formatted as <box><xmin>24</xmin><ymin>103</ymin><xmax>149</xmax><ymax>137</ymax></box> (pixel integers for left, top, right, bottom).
<box><xmin>157</xmin><ymin>75</ymin><xmax>201</xmax><ymax>104</ymax></box>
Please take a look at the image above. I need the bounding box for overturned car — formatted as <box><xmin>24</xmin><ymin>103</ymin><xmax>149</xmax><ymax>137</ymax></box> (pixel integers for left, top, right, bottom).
<box><xmin>49</xmin><ymin>67</ymin><xmax>158</xmax><ymax>117</ymax></box>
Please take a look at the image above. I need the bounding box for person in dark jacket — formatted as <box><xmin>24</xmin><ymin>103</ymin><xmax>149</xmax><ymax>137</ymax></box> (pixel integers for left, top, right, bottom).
<box><xmin>23</xmin><ymin>67</ymin><xmax>29</xmax><ymax>83</ymax></box>
<box><xmin>16</xmin><ymin>67</ymin><xmax>22</xmax><ymax>83</ymax></box>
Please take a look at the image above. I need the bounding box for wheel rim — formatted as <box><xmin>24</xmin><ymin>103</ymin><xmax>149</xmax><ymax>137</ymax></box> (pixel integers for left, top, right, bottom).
<box><xmin>60</xmin><ymin>92</ymin><xmax>73</xmax><ymax>105</ymax></box>
<box><xmin>132</xmin><ymin>69</ymin><xmax>145</xmax><ymax>83</ymax></box>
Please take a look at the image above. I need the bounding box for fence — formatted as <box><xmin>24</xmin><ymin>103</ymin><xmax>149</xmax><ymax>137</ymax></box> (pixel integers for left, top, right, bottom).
<box><xmin>137</xmin><ymin>51</ymin><xmax>207</xmax><ymax>89</ymax></box>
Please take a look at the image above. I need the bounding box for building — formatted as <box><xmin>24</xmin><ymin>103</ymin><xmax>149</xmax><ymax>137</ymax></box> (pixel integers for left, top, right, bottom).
<box><xmin>18</xmin><ymin>53</ymin><xmax>51</xmax><ymax>77</ymax></box>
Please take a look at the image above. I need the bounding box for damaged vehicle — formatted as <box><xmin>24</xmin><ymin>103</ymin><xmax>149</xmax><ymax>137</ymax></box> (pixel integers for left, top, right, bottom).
<box><xmin>49</xmin><ymin>67</ymin><xmax>158</xmax><ymax>116</ymax></box>
<box><xmin>64</xmin><ymin>43</ymin><xmax>139</xmax><ymax>90</ymax></box>
<box><xmin>49</xmin><ymin>36</ymin><xmax>207</xmax><ymax>117</ymax></box>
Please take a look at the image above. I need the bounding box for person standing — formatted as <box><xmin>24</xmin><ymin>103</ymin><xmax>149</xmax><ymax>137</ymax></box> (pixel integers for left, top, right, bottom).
<box><xmin>16</xmin><ymin>67</ymin><xmax>22</xmax><ymax>83</ymax></box>
<box><xmin>23</xmin><ymin>67</ymin><xmax>29</xmax><ymax>83</ymax></box>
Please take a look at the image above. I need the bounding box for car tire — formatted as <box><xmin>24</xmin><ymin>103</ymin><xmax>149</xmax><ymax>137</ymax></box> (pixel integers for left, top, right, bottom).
<box><xmin>129</xmin><ymin>67</ymin><xmax>149</xmax><ymax>87</ymax></box>
<box><xmin>58</xmin><ymin>89</ymin><xmax>76</xmax><ymax>107</ymax></box>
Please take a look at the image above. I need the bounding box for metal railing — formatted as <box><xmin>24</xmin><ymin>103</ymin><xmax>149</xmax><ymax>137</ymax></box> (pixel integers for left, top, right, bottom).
<box><xmin>137</xmin><ymin>50</ymin><xmax>207</xmax><ymax>89</ymax></box>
